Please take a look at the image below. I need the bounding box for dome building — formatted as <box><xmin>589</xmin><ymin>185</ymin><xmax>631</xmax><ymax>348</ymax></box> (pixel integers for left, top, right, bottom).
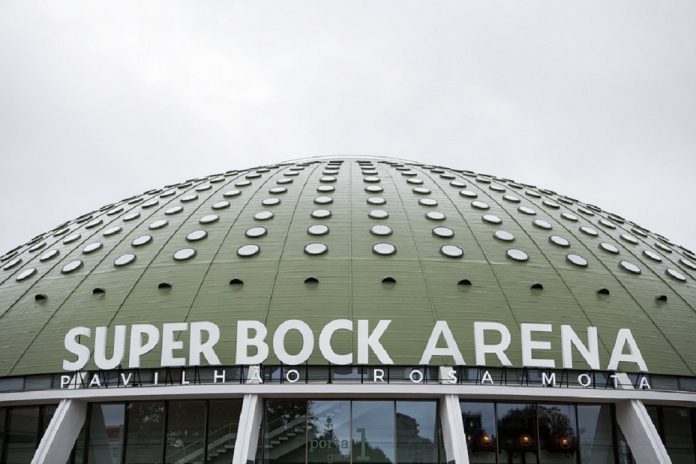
<box><xmin>0</xmin><ymin>157</ymin><xmax>694</xmax><ymax>464</ymax></box>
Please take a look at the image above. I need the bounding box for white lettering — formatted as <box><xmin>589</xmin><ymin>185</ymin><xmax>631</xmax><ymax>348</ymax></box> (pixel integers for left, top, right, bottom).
<box><xmin>608</xmin><ymin>329</ymin><xmax>648</xmax><ymax>371</ymax></box>
<box><xmin>189</xmin><ymin>321</ymin><xmax>221</xmax><ymax>366</ymax></box>
<box><xmin>474</xmin><ymin>322</ymin><xmax>512</xmax><ymax>366</ymax></box>
<box><xmin>481</xmin><ymin>370</ymin><xmax>494</xmax><ymax>384</ymax></box>
<box><xmin>373</xmin><ymin>368</ymin><xmax>385</xmax><ymax>383</ymax></box>
<box><xmin>409</xmin><ymin>369</ymin><xmax>424</xmax><ymax>383</ymax></box>
<box><xmin>638</xmin><ymin>376</ymin><xmax>651</xmax><ymax>390</ymax></box>
<box><xmin>286</xmin><ymin>369</ymin><xmax>300</xmax><ymax>383</ymax></box>
<box><xmin>419</xmin><ymin>321</ymin><xmax>465</xmax><ymax>365</ymax></box>
<box><xmin>161</xmin><ymin>323</ymin><xmax>188</xmax><ymax>367</ymax></box>
<box><xmin>319</xmin><ymin>319</ymin><xmax>352</xmax><ymax>365</ymax></box>
<box><xmin>542</xmin><ymin>372</ymin><xmax>556</xmax><ymax>387</ymax></box>
<box><xmin>578</xmin><ymin>373</ymin><xmax>592</xmax><ymax>387</ymax></box>
<box><xmin>521</xmin><ymin>323</ymin><xmax>555</xmax><ymax>368</ymax></box>
<box><xmin>128</xmin><ymin>324</ymin><xmax>159</xmax><ymax>368</ymax></box>
<box><xmin>214</xmin><ymin>369</ymin><xmax>226</xmax><ymax>383</ymax></box>
<box><xmin>561</xmin><ymin>325</ymin><xmax>599</xmax><ymax>370</ymax></box>
<box><xmin>120</xmin><ymin>372</ymin><xmax>133</xmax><ymax>387</ymax></box>
<box><xmin>357</xmin><ymin>320</ymin><xmax>393</xmax><ymax>364</ymax></box>
<box><xmin>273</xmin><ymin>320</ymin><xmax>314</xmax><ymax>365</ymax></box>
<box><xmin>63</xmin><ymin>327</ymin><xmax>91</xmax><ymax>371</ymax></box>
<box><xmin>94</xmin><ymin>326</ymin><xmax>126</xmax><ymax>370</ymax></box>
<box><xmin>236</xmin><ymin>321</ymin><xmax>269</xmax><ymax>365</ymax></box>
<box><xmin>88</xmin><ymin>374</ymin><xmax>102</xmax><ymax>388</ymax></box>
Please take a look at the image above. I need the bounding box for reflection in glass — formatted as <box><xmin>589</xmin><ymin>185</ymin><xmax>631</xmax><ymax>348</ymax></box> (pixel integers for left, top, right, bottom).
<box><xmin>165</xmin><ymin>401</ymin><xmax>206</xmax><ymax>463</ymax></box>
<box><xmin>661</xmin><ymin>407</ymin><xmax>694</xmax><ymax>464</ymax></box>
<box><xmin>538</xmin><ymin>404</ymin><xmax>576</xmax><ymax>463</ymax></box>
<box><xmin>396</xmin><ymin>401</ymin><xmax>439</xmax><ymax>464</ymax></box>
<box><xmin>352</xmin><ymin>401</ymin><xmax>395</xmax><ymax>463</ymax></box>
<box><xmin>577</xmin><ymin>404</ymin><xmax>615</xmax><ymax>464</ymax></box>
<box><xmin>265</xmin><ymin>400</ymin><xmax>306</xmax><ymax>463</ymax></box>
<box><xmin>124</xmin><ymin>402</ymin><xmax>165</xmax><ymax>464</ymax></box>
<box><xmin>5</xmin><ymin>407</ymin><xmax>39</xmax><ymax>464</ymax></box>
<box><xmin>497</xmin><ymin>403</ymin><xmax>537</xmax><ymax>463</ymax></box>
<box><xmin>87</xmin><ymin>403</ymin><xmax>125</xmax><ymax>464</ymax></box>
<box><xmin>308</xmin><ymin>401</ymin><xmax>351</xmax><ymax>464</ymax></box>
<box><xmin>460</xmin><ymin>402</ymin><xmax>496</xmax><ymax>464</ymax></box>
<box><xmin>206</xmin><ymin>400</ymin><xmax>242</xmax><ymax>464</ymax></box>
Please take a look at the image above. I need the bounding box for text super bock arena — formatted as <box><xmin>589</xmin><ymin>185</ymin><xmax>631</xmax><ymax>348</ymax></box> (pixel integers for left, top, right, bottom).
<box><xmin>1</xmin><ymin>157</ymin><xmax>695</xmax><ymax>464</ymax></box>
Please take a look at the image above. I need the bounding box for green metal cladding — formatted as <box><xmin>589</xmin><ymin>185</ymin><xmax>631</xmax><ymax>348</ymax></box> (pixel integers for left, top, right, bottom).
<box><xmin>0</xmin><ymin>157</ymin><xmax>695</xmax><ymax>376</ymax></box>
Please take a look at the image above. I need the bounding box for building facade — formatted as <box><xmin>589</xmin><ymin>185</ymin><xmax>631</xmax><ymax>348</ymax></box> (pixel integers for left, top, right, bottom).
<box><xmin>0</xmin><ymin>157</ymin><xmax>695</xmax><ymax>463</ymax></box>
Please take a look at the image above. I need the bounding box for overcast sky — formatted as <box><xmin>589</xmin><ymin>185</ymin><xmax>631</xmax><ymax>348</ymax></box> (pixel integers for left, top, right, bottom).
<box><xmin>0</xmin><ymin>1</ymin><xmax>694</xmax><ymax>254</ymax></box>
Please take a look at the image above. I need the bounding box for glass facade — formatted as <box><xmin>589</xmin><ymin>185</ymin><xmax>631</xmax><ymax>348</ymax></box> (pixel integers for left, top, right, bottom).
<box><xmin>264</xmin><ymin>399</ymin><xmax>442</xmax><ymax>464</ymax></box>
<box><xmin>644</xmin><ymin>405</ymin><xmax>696</xmax><ymax>464</ymax></box>
<box><xmin>70</xmin><ymin>399</ymin><xmax>242</xmax><ymax>464</ymax></box>
<box><xmin>0</xmin><ymin>404</ymin><xmax>56</xmax><ymax>464</ymax></box>
<box><xmin>461</xmin><ymin>401</ymin><xmax>624</xmax><ymax>464</ymax></box>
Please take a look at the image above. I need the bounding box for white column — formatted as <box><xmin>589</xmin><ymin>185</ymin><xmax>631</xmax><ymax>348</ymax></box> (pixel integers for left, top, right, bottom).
<box><xmin>439</xmin><ymin>394</ymin><xmax>469</xmax><ymax>464</ymax></box>
<box><xmin>613</xmin><ymin>372</ymin><xmax>671</xmax><ymax>464</ymax></box>
<box><xmin>31</xmin><ymin>399</ymin><xmax>87</xmax><ymax>464</ymax></box>
<box><xmin>231</xmin><ymin>394</ymin><xmax>263</xmax><ymax>464</ymax></box>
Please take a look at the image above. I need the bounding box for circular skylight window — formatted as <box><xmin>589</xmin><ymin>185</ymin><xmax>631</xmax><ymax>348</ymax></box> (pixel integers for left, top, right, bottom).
<box><xmin>186</xmin><ymin>230</ymin><xmax>208</xmax><ymax>242</ymax></box>
<box><xmin>503</xmin><ymin>194</ymin><xmax>521</xmax><ymax>203</ymax></box>
<box><xmin>620</xmin><ymin>234</ymin><xmax>639</xmax><ymax>245</ymax></box>
<box><xmin>199</xmin><ymin>214</ymin><xmax>219</xmax><ymax>224</ymax></box>
<box><xmin>666</xmin><ymin>268</ymin><xmax>687</xmax><ymax>282</ymax></box>
<box><xmin>579</xmin><ymin>226</ymin><xmax>598</xmax><ymax>236</ymax></box>
<box><xmin>367</xmin><ymin>197</ymin><xmax>386</xmax><ymax>205</ymax></box>
<box><xmin>518</xmin><ymin>206</ymin><xmax>536</xmax><ymax>215</ymax></box>
<box><xmin>506</xmin><ymin>249</ymin><xmax>529</xmax><ymax>262</ymax></box>
<box><xmin>2</xmin><ymin>257</ymin><xmax>22</xmax><ymax>271</ymax></box>
<box><xmin>304</xmin><ymin>243</ymin><xmax>328</xmax><ymax>255</ymax></box>
<box><xmin>533</xmin><ymin>219</ymin><xmax>552</xmax><ymax>230</ymax></box>
<box><xmin>132</xmin><ymin>235</ymin><xmax>152</xmax><ymax>247</ymax></box>
<box><xmin>321</xmin><ymin>176</ymin><xmax>337</xmax><ymax>183</ymax></box>
<box><xmin>237</xmin><ymin>244</ymin><xmax>260</xmax><ymax>257</ymax></box>
<box><xmin>440</xmin><ymin>245</ymin><xmax>463</xmax><ymax>258</ymax></box>
<box><xmin>494</xmin><ymin>231</ymin><xmax>515</xmax><ymax>242</ymax></box>
<box><xmin>314</xmin><ymin>196</ymin><xmax>333</xmax><ymax>204</ymax></box>
<box><xmin>471</xmin><ymin>201</ymin><xmax>490</xmax><ymax>210</ymax></box>
<box><xmin>619</xmin><ymin>261</ymin><xmax>641</xmax><ymax>274</ymax></box>
<box><xmin>15</xmin><ymin>268</ymin><xmax>37</xmax><ymax>281</ymax></box>
<box><xmin>482</xmin><ymin>214</ymin><xmax>502</xmax><ymax>225</ymax></box>
<box><xmin>317</xmin><ymin>185</ymin><xmax>334</xmax><ymax>192</ymax></box>
<box><xmin>370</xmin><ymin>225</ymin><xmax>393</xmax><ymax>236</ymax></box>
<box><xmin>262</xmin><ymin>198</ymin><xmax>280</xmax><ymax>206</ymax></box>
<box><xmin>254</xmin><ymin>211</ymin><xmax>274</xmax><ymax>221</ymax></box>
<box><xmin>114</xmin><ymin>254</ymin><xmax>136</xmax><ymax>267</ymax></box>
<box><xmin>245</xmin><ymin>227</ymin><xmax>267</xmax><ymax>238</ymax></box>
<box><xmin>561</xmin><ymin>213</ymin><xmax>579</xmax><ymax>222</ymax></box>
<box><xmin>365</xmin><ymin>186</ymin><xmax>383</xmax><ymax>193</ymax></box>
<box><xmin>372</xmin><ymin>243</ymin><xmax>396</xmax><ymax>256</ymax></box>
<box><xmin>459</xmin><ymin>190</ymin><xmax>478</xmax><ymax>199</ymax></box>
<box><xmin>269</xmin><ymin>187</ymin><xmax>287</xmax><ymax>194</ymax></box>
<box><xmin>419</xmin><ymin>199</ymin><xmax>438</xmax><ymax>207</ymax></box>
<box><xmin>212</xmin><ymin>201</ymin><xmax>230</xmax><ymax>210</ymax></box>
<box><xmin>39</xmin><ymin>249</ymin><xmax>59</xmax><ymax>261</ymax></box>
<box><xmin>311</xmin><ymin>209</ymin><xmax>332</xmax><ymax>219</ymax></box>
<box><xmin>413</xmin><ymin>187</ymin><xmax>430</xmax><ymax>194</ymax></box>
<box><xmin>223</xmin><ymin>190</ymin><xmax>241</xmax><ymax>198</ymax></box>
<box><xmin>363</xmin><ymin>176</ymin><xmax>380</xmax><ymax>183</ymax></box>
<box><xmin>566</xmin><ymin>254</ymin><xmax>588</xmax><ymax>267</ymax></box>
<box><xmin>103</xmin><ymin>226</ymin><xmax>122</xmax><ymax>237</ymax></box>
<box><xmin>642</xmin><ymin>250</ymin><xmax>662</xmax><ymax>262</ymax></box>
<box><xmin>181</xmin><ymin>194</ymin><xmax>198</xmax><ymax>202</ymax></box>
<box><xmin>308</xmin><ymin>225</ymin><xmax>329</xmax><ymax>236</ymax></box>
<box><xmin>61</xmin><ymin>260</ymin><xmax>83</xmax><ymax>274</ymax></box>
<box><xmin>165</xmin><ymin>206</ymin><xmax>183</xmax><ymax>215</ymax></box>
<box><xmin>599</xmin><ymin>242</ymin><xmax>619</xmax><ymax>254</ymax></box>
<box><xmin>149</xmin><ymin>220</ymin><xmax>168</xmax><ymax>230</ymax></box>
<box><xmin>425</xmin><ymin>212</ymin><xmax>446</xmax><ymax>221</ymax></box>
<box><xmin>549</xmin><ymin>235</ymin><xmax>570</xmax><ymax>248</ymax></box>
<box><xmin>173</xmin><ymin>248</ymin><xmax>197</xmax><ymax>261</ymax></box>
<box><xmin>432</xmin><ymin>226</ymin><xmax>454</xmax><ymax>238</ymax></box>
<box><xmin>83</xmin><ymin>242</ymin><xmax>103</xmax><ymax>254</ymax></box>
<box><xmin>63</xmin><ymin>233</ymin><xmax>81</xmax><ymax>244</ymax></box>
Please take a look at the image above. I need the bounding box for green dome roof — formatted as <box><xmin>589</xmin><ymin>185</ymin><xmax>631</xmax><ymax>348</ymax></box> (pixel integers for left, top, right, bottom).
<box><xmin>1</xmin><ymin>157</ymin><xmax>695</xmax><ymax>376</ymax></box>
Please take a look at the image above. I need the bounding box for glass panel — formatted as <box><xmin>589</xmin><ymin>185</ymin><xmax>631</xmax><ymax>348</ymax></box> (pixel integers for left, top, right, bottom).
<box><xmin>88</xmin><ymin>403</ymin><xmax>125</xmax><ymax>464</ymax></box>
<box><xmin>497</xmin><ymin>403</ymin><xmax>538</xmax><ymax>464</ymax></box>
<box><xmin>165</xmin><ymin>401</ymin><xmax>206</xmax><ymax>464</ymax></box>
<box><xmin>206</xmin><ymin>399</ymin><xmax>242</xmax><ymax>464</ymax></box>
<box><xmin>662</xmin><ymin>407</ymin><xmax>695</xmax><ymax>464</ymax></box>
<box><xmin>577</xmin><ymin>404</ymin><xmax>615</xmax><ymax>464</ymax></box>
<box><xmin>538</xmin><ymin>404</ymin><xmax>577</xmax><ymax>463</ymax></box>
<box><xmin>5</xmin><ymin>407</ymin><xmax>39</xmax><ymax>464</ymax></box>
<box><xmin>39</xmin><ymin>405</ymin><xmax>56</xmax><ymax>442</ymax></box>
<box><xmin>0</xmin><ymin>408</ymin><xmax>5</xmax><ymax>460</ymax></box>
<box><xmin>124</xmin><ymin>402</ymin><xmax>165</xmax><ymax>464</ymax></box>
<box><xmin>460</xmin><ymin>402</ymin><xmax>496</xmax><ymax>464</ymax></box>
<box><xmin>307</xmin><ymin>400</ymin><xmax>350</xmax><ymax>464</ymax></box>
<box><xmin>265</xmin><ymin>400</ymin><xmax>306</xmax><ymax>463</ymax></box>
<box><xmin>396</xmin><ymin>401</ymin><xmax>439</xmax><ymax>464</ymax></box>
<box><xmin>352</xmin><ymin>401</ymin><xmax>395</xmax><ymax>463</ymax></box>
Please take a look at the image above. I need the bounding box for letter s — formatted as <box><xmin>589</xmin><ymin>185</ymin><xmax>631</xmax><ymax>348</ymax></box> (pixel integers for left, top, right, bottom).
<box><xmin>63</xmin><ymin>327</ymin><xmax>91</xmax><ymax>371</ymax></box>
